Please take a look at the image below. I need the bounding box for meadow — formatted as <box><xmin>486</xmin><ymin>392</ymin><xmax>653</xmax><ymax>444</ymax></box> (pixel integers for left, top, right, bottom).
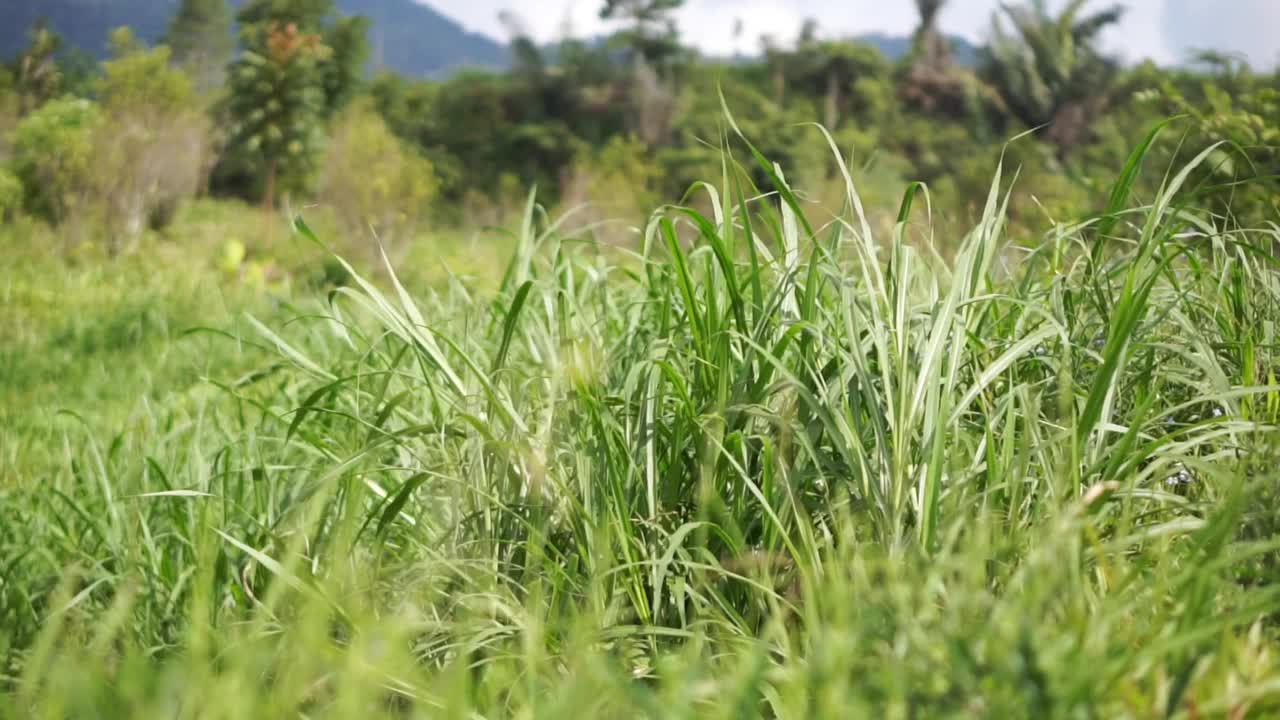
<box><xmin>2</xmin><ymin>118</ymin><xmax>1279</xmax><ymax>718</ymax></box>
<box><xmin>4</xmin><ymin>0</ymin><xmax>1280</xmax><ymax>714</ymax></box>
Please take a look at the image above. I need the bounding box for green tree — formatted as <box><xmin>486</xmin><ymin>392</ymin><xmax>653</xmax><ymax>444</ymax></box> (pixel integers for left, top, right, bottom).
<box><xmin>95</xmin><ymin>28</ymin><xmax>210</xmax><ymax>244</ymax></box>
<box><xmin>12</xmin><ymin>20</ymin><xmax>62</xmax><ymax>116</ymax></box>
<box><xmin>320</xmin><ymin>13</ymin><xmax>370</xmax><ymax>115</ymax></box>
<box><xmin>320</xmin><ymin>100</ymin><xmax>438</xmax><ymax>252</ymax></box>
<box><xmin>600</xmin><ymin>0</ymin><xmax>683</xmax><ymax>66</ymax></box>
<box><xmin>9</xmin><ymin>96</ymin><xmax>101</xmax><ymax>222</ymax></box>
<box><xmin>900</xmin><ymin>0</ymin><xmax>995</xmax><ymax>124</ymax></box>
<box><xmin>166</xmin><ymin>0</ymin><xmax>234</xmax><ymax>93</ymax></box>
<box><xmin>792</xmin><ymin>38</ymin><xmax>889</xmax><ymax>129</ymax></box>
<box><xmin>99</xmin><ymin>29</ymin><xmax>193</xmax><ymax>111</ymax></box>
<box><xmin>911</xmin><ymin>0</ymin><xmax>950</xmax><ymax>72</ymax></box>
<box><xmin>236</xmin><ymin>0</ymin><xmax>369</xmax><ymax>115</ymax></box>
<box><xmin>600</xmin><ymin>1</ymin><xmax>685</xmax><ymax>147</ymax></box>
<box><xmin>980</xmin><ymin>0</ymin><xmax>1125</xmax><ymax>157</ymax></box>
<box><xmin>225</xmin><ymin>21</ymin><xmax>329</xmax><ymax>209</ymax></box>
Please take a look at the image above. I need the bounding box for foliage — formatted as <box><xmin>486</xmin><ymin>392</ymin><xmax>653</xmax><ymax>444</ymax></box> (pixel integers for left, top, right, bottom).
<box><xmin>0</xmin><ymin>166</ymin><xmax>21</xmax><ymax>219</ymax></box>
<box><xmin>910</xmin><ymin>0</ymin><xmax>950</xmax><ymax>69</ymax></box>
<box><xmin>318</xmin><ymin>13</ymin><xmax>370</xmax><ymax>116</ymax></box>
<box><xmin>11</xmin><ymin>21</ymin><xmax>63</xmax><ymax>116</ymax></box>
<box><xmin>980</xmin><ymin>0</ymin><xmax>1125</xmax><ymax>157</ymax></box>
<box><xmin>786</xmin><ymin>37</ymin><xmax>891</xmax><ymax>128</ymax></box>
<box><xmin>224</xmin><ymin>21</ymin><xmax>330</xmax><ymax>207</ymax></box>
<box><xmin>7</xmin><ymin>96</ymin><xmax>102</xmax><ymax>223</ymax></box>
<box><xmin>235</xmin><ymin>0</ymin><xmax>370</xmax><ymax>116</ymax></box>
<box><xmin>561</xmin><ymin>133</ymin><xmax>658</xmax><ymax>240</ymax></box>
<box><xmin>1145</xmin><ymin>66</ymin><xmax>1280</xmax><ymax>223</ymax></box>
<box><xmin>2</xmin><ymin>129</ymin><xmax>1280</xmax><ymax>717</ymax></box>
<box><xmin>98</xmin><ymin>29</ymin><xmax>193</xmax><ymax>110</ymax></box>
<box><xmin>319</xmin><ymin>101</ymin><xmax>438</xmax><ymax>249</ymax></box>
<box><xmin>92</xmin><ymin>29</ymin><xmax>211</xmax><ymax>246</ymax></box>
<box><xmin>1</xmin><ymin>5</ymin><xmax>1279</xmax><ymax>713</ymax></box>
<box><xmin>601</xmin><ymin>0</ymin><xmax>685</xmax><ymax>66</ymax></box>
<box><xmin>166</xmin><ymin>0</ymin><xmax>235</xmax><ymax>93</ymax></box>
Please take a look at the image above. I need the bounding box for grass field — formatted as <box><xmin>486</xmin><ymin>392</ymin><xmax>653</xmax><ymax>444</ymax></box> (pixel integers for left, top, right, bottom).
<box><xmin>2</xmin><ymin>130</ymin><xmax>1279</xmax><ymax>718</ymax></box>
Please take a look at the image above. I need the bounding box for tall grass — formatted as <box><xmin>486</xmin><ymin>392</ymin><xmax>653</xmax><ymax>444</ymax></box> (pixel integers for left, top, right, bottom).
<box><xmin>2</xmin><ymin>122</ymin><xmax>1279</xmax><ymax>718</ymax></box>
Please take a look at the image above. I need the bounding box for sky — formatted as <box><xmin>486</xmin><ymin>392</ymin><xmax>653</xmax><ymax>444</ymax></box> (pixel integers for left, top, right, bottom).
<box><xmin>424</xmin><ymin>0</ymin><xmax>1280</xmax><ymax>70</ymax></box>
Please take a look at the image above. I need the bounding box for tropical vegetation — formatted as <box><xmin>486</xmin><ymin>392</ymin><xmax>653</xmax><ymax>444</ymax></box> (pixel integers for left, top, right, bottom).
<box><xmin>1</xmin><ymin>0</ymin><xmax>1278</xmax><ymax>717</ymax></box>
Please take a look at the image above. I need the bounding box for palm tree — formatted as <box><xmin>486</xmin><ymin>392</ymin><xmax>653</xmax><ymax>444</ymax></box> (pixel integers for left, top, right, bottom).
<box><xmin>14</xmin><ymin>20</ymin><xmax>63</xmax><ymax>116</ymax></box>
<box><xmin>980</xmin><ymin>0</ymin><xmax>1125</xmax><ymax>157</ymax></box>
<box><xmin>901</xmin><ymin>0</ymin><xmax>966</xmax><ymax>116</ymax></box>
<box><xmin>912</xmin><ymin>0</ymin><xmax>950</xmax><ymax>73</ymax></box>
<box><xmin>902</xmin><ymin>0</ymin><xmax>998</xmax><ymax>121</ymax></box>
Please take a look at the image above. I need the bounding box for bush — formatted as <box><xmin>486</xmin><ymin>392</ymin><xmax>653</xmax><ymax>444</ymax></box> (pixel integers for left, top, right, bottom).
<box><xmin>560</xmin><ymin>134</ymin><xmax>658</xmax><ymax>242</ymax></box>
<box><xmin>92</xmin><ymin>29</ymin><xmax>212</xmax><ymax>246</ymax></box>
<box><xmin>5</xmin><ymin>32</ymin><xmax>211</xmax><ymax>249</ymax></box>
<box><xmin>319</xmin><ymin>101</ymin><xmax>438</xmax><ymax>250</ymax></box>
<box><xmin>0</xmin><ymin>167</ymin><xmax>20</xmax><ymax>219</ymax></box>
<box><xmin>8</xmin><ymin>96</ymin><xmax>101</xmax><ymax>223</ymax></box>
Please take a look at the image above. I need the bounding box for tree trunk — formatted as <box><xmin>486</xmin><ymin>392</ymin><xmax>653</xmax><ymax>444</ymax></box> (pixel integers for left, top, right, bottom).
<box><xmin>824</xmin><ymin>71</ymin><xmax>840</xmax><ymax>129</ymax></box>
<box><xmin>264</xmin><ymin>157</ymin><xmax>277</xmax><ymax>213</ymax></box>
<box><xmin>264</xmin><ymin>157</ymin><xmax>277</xmax><ymax>247</ymax></box>
<box><xmin>1046</xmin><ymin>101</ymin><xmax>1094</xmax><ymax>162</ymax></box>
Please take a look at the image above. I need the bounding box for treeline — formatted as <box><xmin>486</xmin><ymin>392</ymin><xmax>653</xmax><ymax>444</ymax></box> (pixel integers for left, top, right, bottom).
<box><xmin>0</xmin><ymin>0</ymin><xmax>1276</xmax><ymax>253</ymax></box>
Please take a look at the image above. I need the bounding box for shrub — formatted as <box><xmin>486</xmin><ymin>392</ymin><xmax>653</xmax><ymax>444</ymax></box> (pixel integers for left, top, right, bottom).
<box><xmin>319</xmin><ymin>101</ymin><xmax>438</xmax><ymax>251</ymax></box>
<box><xmin>92</xmin><ymin>29</ymin><xmax>212</xmax><ymax>246</ymax></box>
<box><xmin>561</xmin><ymin>134</ymin><xmax>659</xmax><ymax>242</ymax></box>
<box><xmin>0</xmin><ymin>167</ymin><xmax>20</xmax><ymax>219</ymax></box>
<box><xmin>1149</xmin><ymin>75</ymin><xmax>1280</xmax><ymax>224</ymax></box>
<box><xmin>8</xmin><ymin>96</ymin><xmax>101</xmax><ymax>223</ymax></box>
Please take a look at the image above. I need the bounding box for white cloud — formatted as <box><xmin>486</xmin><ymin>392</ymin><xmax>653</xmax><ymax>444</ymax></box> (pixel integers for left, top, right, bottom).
<box><xmin>1162</xmin><ymin>0</ymin><xmax>1280</xmax><ymax>68</ymax></box>
<box><xmin>422</xmin><ymin>0</ymin><xmax>1276</xmax><ymax>69</ymax></box>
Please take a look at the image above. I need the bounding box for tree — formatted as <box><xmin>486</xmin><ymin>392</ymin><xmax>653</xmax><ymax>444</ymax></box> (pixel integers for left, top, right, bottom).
<box><xmin>600</xmin><ymin>0</ymin><xmax>684</xmax><ymax>148</ymax></box>
<box><xmin>95</xmin><ymin>28</ymin><xmax>211</xmax><ymax>245</ymax></box>
<box><xmin>224</xmin><ymin>21</ymin><xmax>329</xmax><ymax>210</ymax></box>
<box><xmin>499</xmin><ymin>10</ymin><xmax>546</xmax><ymax>83</ymax></box>
<box><xmin>600</xmin><ymin>0</ymin><xmax>683</xmax><ymax>67</ymax></box>
<box><xmin>793</xmin><ymin>39</ymin><xmax>889</xmax><ymax>129</ymax></box>
<box><xmin>911</xmin><ymin>0</ymin><xmax>951</xmax><ymax>73</ymax></box>
<box><xmin>980</xmin><ymin>0</ymin><xmax>1125</xmax><ymax>158</ymax></box>
<box><xmin>236</xmin><ymin>0</ymin><xmax>368</xmax><ymax>116</ymax></box>
<box><xmin>9</xmin><ymin>97</ymin><xmax>101</xmax><ymax>222</ymax></box>
<box><xmin>13</xmin><ymin>20</ymin><xmax>62</xmax><ymax>116</ymax></box>
<box><xmin>319</xmin><ymin>13</ymin><xmax>369</xmax><ymax>116</ymax></box>
<box><xmin>166</xmin><ymin>0</ymin><xmax>234</xmax><ymax>93</ymax></box>
<box><xmin>900</xmin><ymin>0</ymin><xmax>991</xmax><ymax>121</ymax></box>
<box><xmin>320</xmin><ymin>101</ymin><xmax>438</xmax><ymax>253</ymax></box>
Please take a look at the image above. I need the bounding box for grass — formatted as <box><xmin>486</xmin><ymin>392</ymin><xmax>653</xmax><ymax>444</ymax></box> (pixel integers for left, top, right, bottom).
<box><xmin>1</xmin><ymin>125</ymin><xmax>1279</xmax><ymax>718</ymax></box>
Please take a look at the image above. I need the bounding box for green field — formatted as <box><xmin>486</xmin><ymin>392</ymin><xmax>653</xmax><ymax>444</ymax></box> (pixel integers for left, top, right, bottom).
<box><xmin>3</xmin><ymin>130</ymin><xmax>1279</xmax><ymax>718</ymax></box>
<box><xmin>3</xmin><ymin>0</ymin><xmax>1280</xmax><ymax>714</ymax></box>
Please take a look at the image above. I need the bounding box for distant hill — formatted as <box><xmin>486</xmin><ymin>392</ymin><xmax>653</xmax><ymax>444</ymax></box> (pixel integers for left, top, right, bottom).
<box><xmin>1</xmin><ymin>0</ymin><xmax>178</xmax><ymax>60</ymax></box>
<box><xmin>333</xmin><ymin>0</ymin><xmax>508</xmax><ymax>76</ymax></box>
<box><xmin>853</xmin><ymin>32</ymin><xmax>980</xmax><ymax>66</ymax></box>
<box><xmin>0</xmin><ymin>0</ymin><xmax>509</xmax><ymax>76</ymax></box>
<box><xmin>0</xmin><ymin>1</ymin><xmax>977</xmax><ymax>78</ymax></box>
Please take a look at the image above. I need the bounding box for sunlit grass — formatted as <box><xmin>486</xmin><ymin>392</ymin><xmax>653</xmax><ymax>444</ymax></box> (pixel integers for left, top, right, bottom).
<box><xmin>2</xmin><ymin>125</ymin><xmax>1278</xmax><ymax>718</ymax></box>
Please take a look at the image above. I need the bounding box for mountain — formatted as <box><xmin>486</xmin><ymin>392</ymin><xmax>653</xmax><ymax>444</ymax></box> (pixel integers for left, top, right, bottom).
<box><xmin>0</xmin><ymin>0</ymin><xmax>509</xmax><ymax>76</ymax></box>
<box><xmin>852</xmin><ymin>32</ymin><xmax>980</xmax><ymax>66</ymax></box>
<box><xmin>334</xmin><ymin>0</ymin><xmax>507</xmax><ymax>75</ymax></box>
<box><xmin>1</xmin><ymin>0</ymin><xmax>178</xmax><ymax>60</ymax></box>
